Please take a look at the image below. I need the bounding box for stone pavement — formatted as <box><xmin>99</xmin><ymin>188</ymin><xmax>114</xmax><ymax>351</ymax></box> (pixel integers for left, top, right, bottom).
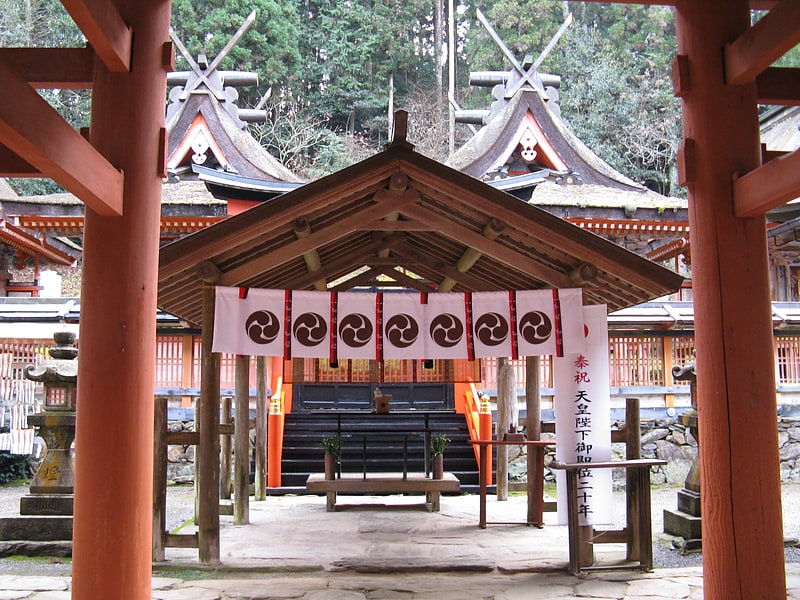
<box><xmin>1</xmin><ymin>493</ymin><xmax>799</xmax><ymax>598</ymax></box>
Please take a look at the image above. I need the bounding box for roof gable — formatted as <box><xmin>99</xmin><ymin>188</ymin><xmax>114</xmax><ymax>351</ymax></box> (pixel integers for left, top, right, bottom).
<box><xmin>449</xmin><ymin>89</ymin><xmax>643</xmax><ymax>190</ymax></box>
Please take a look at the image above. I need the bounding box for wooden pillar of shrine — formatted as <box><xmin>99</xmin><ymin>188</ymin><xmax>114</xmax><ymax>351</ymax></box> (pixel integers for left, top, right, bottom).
<box><xmin>71</xmin><ymin>1</ymin><xmax>171</xmax><ymax>597</ymax></box>
<box><xmin>674</xmin><ymin>1</ymin><xmax>785</xmax><ymax>598</ymax></box>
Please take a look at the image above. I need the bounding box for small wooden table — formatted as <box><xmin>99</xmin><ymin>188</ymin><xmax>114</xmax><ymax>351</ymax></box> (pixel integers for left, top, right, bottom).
<box><xmin>469</xmin><ymin>439</ymin><xmax>554</xmax><ymax>528</ymax></box>
<box><xmin>306</xmin><ymin>472</ymin><xmax>460</xmax><ymax>511</ymax></box>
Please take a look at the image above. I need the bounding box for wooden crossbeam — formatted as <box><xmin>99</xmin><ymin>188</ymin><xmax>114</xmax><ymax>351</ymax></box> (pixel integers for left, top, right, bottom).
<box><xmin>0</xmin><ymin>143</ymin><xmax>38</xmax><ymax>176</ymax></box>
<box><xmin>274</xmin><ymin>234</ymin><xmax>408</xmax><ymax>291</ymax></box>
<box><xmin>374</xmin><ymin>265</ymin><xmax>432</xmax><ymax>293</ymax></box>
<box><xmin>756</xmin><ymin>67</ymin><xmax>800</xmax><ymax>105</ymax></box>
<box><xmin>220</xmin><ymin>192</ymin><xmax>418</xmax><ymax>285</ymax></box>
<box><xmin>725</xmin><ymin>0</ymin><xmax>800</xmax><ymax>85</ymax></box>
<box><xmin>733</xmin><ymin>147</ymin><xmax>800</xmax><ymax>217</ymax></box>
<box><xmin>60</xmin><ymin>0</ymin><xmax>132</xmax><ymax>72</ymax></box>
<box><xmin>0</xmin><ymin>48</ymin><xmax>94</xmax><ymax>89</ymax></box>
<box><xmin>391</xmin><ymin>245</ymin><xmax>498</xmax><ymax>292</ymax></box>
<box><xmin>410</xmin><ymin>203</ymin><xmax>573</xmax><ymax>288</ymax></box>
<box><xmin>0</xmin><ymin>59</ymin><xmax>123</xmax><ymax>216</ymax></box>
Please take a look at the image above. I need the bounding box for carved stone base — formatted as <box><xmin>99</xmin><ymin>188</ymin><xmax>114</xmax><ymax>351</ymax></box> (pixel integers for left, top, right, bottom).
<box><xmin>677</xmin><ymin>488</ymin><xmax>701</xmax><ymax>517</ymax></box>
<box><xmin>663</xmin><ymin>508</ymin><xmax>702</xmax><ymax>541</ymax></box>
<box><xmin>0</xmin><ymin>516</ymin><xmax>72</xmax><ymax>541</ymax></box>
<box><xmin>19</xmin><ymin>494</ymin><xmax>73</xmax><ymax>516</ymax></box>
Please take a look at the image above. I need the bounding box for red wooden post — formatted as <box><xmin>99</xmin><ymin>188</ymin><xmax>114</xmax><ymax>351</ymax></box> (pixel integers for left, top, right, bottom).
<box><xmin>479</xmin><ymin>395</ymin><xmax>493</xmax><ymax>487</ymax></box>
<box><xmin>675</xmin><ymin>1</ymin><xmax>785</xmax><ymax>597</ymax></box>
<box><xmin>71</xmin><ymin>1</ymin><xmax>171</xmax><ymax>597</ymax></box>
<box><xmin>268</xmin><ymin>396</ymin><xmax>283</xmax><ymax>487</ymax></box>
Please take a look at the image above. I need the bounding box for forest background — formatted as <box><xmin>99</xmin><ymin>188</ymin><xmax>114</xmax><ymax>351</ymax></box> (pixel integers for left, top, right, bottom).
<box><xmin>0</xmin><ymin>1</ymin><xmax>791</xmax><ymax>198</ymax></box>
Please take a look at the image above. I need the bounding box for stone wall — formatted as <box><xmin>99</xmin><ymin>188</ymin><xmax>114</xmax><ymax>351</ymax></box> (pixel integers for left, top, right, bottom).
<box><xmin>509</xmin><ymin>415</ymin><xmax>800</xmax><ymax>486</ymax></box>
<box><xmin>166</xmin><ymin>420</ymin><xmax>195</xmax><ymax>483</ymax></box>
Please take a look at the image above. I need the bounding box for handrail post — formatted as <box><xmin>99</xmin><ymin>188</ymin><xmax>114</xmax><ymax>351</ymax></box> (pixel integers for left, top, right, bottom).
<box><xmin>479</xmin><ymin>395</ymin><xmax>493</xmax><ymax>487</ymax></box>
<box><xmin>267</xmin><ymin>395</ymin><xmax>283</xmax><ymax>488</ymax></box>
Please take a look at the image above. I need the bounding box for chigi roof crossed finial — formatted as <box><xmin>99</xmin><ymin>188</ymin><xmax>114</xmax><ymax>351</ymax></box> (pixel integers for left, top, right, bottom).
<box><xmin>164</xmin><ymin>11</ymin><xmax>300</xmax><ymax>186</ymax></box>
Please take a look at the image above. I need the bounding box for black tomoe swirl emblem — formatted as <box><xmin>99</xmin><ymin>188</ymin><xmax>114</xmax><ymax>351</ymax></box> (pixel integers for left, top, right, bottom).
<box><xmin>474</xmin><ymin>312</ymin><xmax>509</xmax><ymax>346</ymax></box>
<box><xmin>384</xmin><ymin>313</ymin><xmax>419</xmax><ymax>348</ymax></box>
<box><xmin>429</xmin><ymin>313</ymin><xmax>464</xmax><ymax>348</ymax></box>
<box><xmin>519</xmin><ymin>310</ymin><xmax>553</xmax><ymax>344</ymax></box>
<box><xmin>245</xmin><ymin>310</ymin><xmax>281</xmax><ymax>344</ymax></box>
<box><xmin>338</xmin><ymin>313</ymin><xmax>373</xmax><ymax>348</ymax></box>
<box><xmin>292</xmin><ymin>312</ymin><xmax>328</xmax><ymax>347</ymax></box>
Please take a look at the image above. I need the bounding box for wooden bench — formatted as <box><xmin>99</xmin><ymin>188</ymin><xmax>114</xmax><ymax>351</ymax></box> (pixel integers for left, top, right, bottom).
<box><xmin>306</xmin><ymin>472</ymin><xmax>460</xmax><ymax>512</ymax></box>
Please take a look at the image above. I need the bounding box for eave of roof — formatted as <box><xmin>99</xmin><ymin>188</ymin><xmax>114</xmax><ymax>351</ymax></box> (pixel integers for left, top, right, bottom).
<box><xmin>0</xmin><ymin>220</ymin><xmax>75</xmax><ymax>265</ymax></box>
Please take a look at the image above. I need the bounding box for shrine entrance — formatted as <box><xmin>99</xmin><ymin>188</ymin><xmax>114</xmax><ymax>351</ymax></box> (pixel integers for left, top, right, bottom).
<box><xmin>293</xmin><ymin>383</ymin><xmax>454</xmax><ymax>412</ymax></box>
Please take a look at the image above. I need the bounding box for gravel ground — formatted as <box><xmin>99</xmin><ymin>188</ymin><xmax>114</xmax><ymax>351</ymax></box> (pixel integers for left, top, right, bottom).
<box><xmin>646</xmin><ymin>485</ymin><xmax>800</xmax><ymax>568</ymax></box>
<box><xmin>0</xmin><ymin>481</ymin><xmax>797</xmax><ymax>574</ymax></box>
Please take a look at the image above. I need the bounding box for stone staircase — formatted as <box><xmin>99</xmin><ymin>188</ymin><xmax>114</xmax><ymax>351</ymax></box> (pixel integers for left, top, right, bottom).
<box><xmin>277</xmin><ymin>411</ymin><xmax>484</xmax><ymax>493</ymax></box>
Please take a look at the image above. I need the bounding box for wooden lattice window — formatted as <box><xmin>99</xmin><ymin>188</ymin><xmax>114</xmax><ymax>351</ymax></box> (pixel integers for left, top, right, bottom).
<box><xmin>283</xmin><ymin>358</ymin><xmax>481</xmax><ymax>384</ymax></box>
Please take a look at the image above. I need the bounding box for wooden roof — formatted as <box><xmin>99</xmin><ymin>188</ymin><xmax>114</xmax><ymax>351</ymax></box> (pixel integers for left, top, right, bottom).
<box><xmin>449</xmin><ymin>89</ymin><xmax>644</xmax><ymax>191</ymax></box>
<box><xmin>167</xmin><ymin>94</ymin><xmax>301</xmax><ymax>183</ymax></box>
<box><xmin>158</xmin><ymin>134</ymin><xmax>683</xmax><ymax>327</ymax></box>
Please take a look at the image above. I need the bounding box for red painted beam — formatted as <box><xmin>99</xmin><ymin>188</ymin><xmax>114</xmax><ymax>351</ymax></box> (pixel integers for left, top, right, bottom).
<box><xmin>756</xmin><ymin>67</ymin><xmax>800</xmax><ymax>105</ymax></box>
<box><xmin>0</xmin><ymin>143</ymin><xmax>38</xmax><ymax>177</ymax></box>
<box><xmin>60</xmin><ymin>0</ymin><xmax>132</xmax><ymax>72</ymax></box>
<box><xmin>0</xmin><ymin>47</ymin><xmax>94</xmax><ymax>89</ymax></box>
<box><xmin>0</xmin><ymin>59</ymin><xmax>123</xmax><ymax>216</ymax></box>
<box><xmin>0</xmin><ymin>61</ymin><xmax>123</xmax><ymax>216</ymax></box>
<box><xmin>734</xmin><ymin>147</ymin><xmax>800</xmax><ymax>217</ymax></box>
<box><xmin>725</xmin><ymin>0</ymin><xmax>800</xmax><ymax>85</ymax></box>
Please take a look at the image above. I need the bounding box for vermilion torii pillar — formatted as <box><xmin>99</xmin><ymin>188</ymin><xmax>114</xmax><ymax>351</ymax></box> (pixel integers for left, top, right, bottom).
<box><xmin>71</xmin><ymin>1</ymin><xmax>172</xmax><ymax>598</ymax></box>
<box><xmin>675</xmin><ymin>1</ymin><xmax>785</xmax><ymax>598</ymax></box>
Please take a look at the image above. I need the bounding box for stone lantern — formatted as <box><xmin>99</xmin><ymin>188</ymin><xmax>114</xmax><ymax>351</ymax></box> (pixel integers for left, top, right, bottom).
<box><xmin>663</xmin><ymin>360</ymin><xmax>702</xmax><ymax>551</ymax></box>
<box><xmin>19</xmin><ymin>331</ymin><xmax>78</xmax><ymax>515</ymax></box>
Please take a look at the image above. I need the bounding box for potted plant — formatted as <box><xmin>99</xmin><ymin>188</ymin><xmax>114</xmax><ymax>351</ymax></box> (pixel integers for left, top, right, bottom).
<box><xmin>430</xmin><ymin>433</ymin><xmax>450</xmax><ymax>479</ymax></box>
<box><xmin>320</xmin><ymin>434</ymin><xmax>341</xmax><ymax>480</ymax></box>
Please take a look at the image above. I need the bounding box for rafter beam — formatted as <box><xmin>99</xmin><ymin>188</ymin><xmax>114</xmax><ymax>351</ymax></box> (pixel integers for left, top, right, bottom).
<box><xmin>410</xmin><ymin>204</ymin><xmax>573</xmax><ymax>288</ymax></box>
<box><xmin>756</xmin><ymin>67</ymin><xmax>800</xmax><ymax>105</ymax></box>
<box><xmin>363</xmin><ymin>220</ymin><xmax>437</xmax><ymax>231</ymax></box>
<box><xmin>391</xmin><ymin>245</ymin><xmax>498</xmax><ymax>292</ymax></box>
<box><xmin>733</xmin><ymin>147</ymin><xmax>800</xmax><ymax>217</ymax></box>
<box><xmin>438</xmin><ymin>218</ymin><xmax>504</xmax><ymax>292</ymax></box>
<box><xmin>283</xmin><ymin>235</ymin><xmax>407</xmax><ymax>290</ymax></box>
<box><xmin>293</xmin><ymin>217</ymin><xmax>327</xmax><ymax>291</ymax></box>
<box><xmin>725</xmin><ymin>0</ymin><xmax>800</xmax><ymax>85</ymax></box>
<box><xmin>374</xmin><ymin>266</ymin><xmax>433</xmax><ymax>293</ymax></box>
<box><xmin>0</xmin><ymin>47</ymin><xmax>95</xmax><ymax>89</ymax></box>
<box><xmin>0</xmin><ymin>59</ymin><xmax>123</xmax><ymax>216</ymax></box>
<box><xmin>220</xmin><ymin>193</ymin><xmax>418</xmax><ymax>285</ymax></box>
<box><xmin>60</xmin><ymin>0</ymin><xmax>132</xmax><ymax>72</ymax></box>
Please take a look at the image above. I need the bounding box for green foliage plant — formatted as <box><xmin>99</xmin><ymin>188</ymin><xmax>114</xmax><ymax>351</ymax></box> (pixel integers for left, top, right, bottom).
<box><xmin>321</xmin><ymin>434</ymin><xmax>342</xmax><ymax>457</ymax></box>
<box><xmin>430</xmin><ymin>433</ymin><xmax>450</xmax><ymax>456</ymax></box>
